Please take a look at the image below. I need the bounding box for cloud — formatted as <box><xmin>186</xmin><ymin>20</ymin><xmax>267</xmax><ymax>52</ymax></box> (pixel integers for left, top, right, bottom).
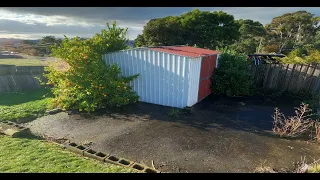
<box><xmin>215</xmin><ymin>7</ymin><xmax>320</xmax><ymax>24</ymax></box>
<box><xmin>1</xmin><ymin>7</ymin><xmax>195</xmax><ymax>23</ymax></box>
<box><xmin>0</xmin><ymin>7</ymin><xmax>319</xmax><ymax>40</ymax></box>
<box><xmin>0</xmin><ymin>9</ymin><xmax>144</xmax><ymax>39</ymax></box>
<box><xmin>0</xmin><ymin>9</ymin><xmax>95</xmax><ymax>27</ymax></box>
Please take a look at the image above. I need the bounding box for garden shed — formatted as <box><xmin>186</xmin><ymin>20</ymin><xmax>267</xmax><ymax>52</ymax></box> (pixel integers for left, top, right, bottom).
<box><xmin>103</xmin><ymin>45</ymin><xmax>220</xmax><ymax>108</ymax></box>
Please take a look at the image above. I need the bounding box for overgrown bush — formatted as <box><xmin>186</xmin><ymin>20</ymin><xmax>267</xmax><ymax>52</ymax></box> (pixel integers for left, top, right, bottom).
<box><xmin>277</xmin><ymin>48</ymin><xmax>320</xmax><ymax>64</ymax></box>
<box><xmin>211</xmin><ymin>47</ymin><xmax>254</xmax><ymax>96</ymax></box>
<box><xmin>272</xmin><ymin>103</ymin><xmax>320</xmax><ymax>142</ymax></box>
<box><xmin>272</xmin><ymin>103</ymin><xmax>314</xmax><ymax>138</ymax></box>
<box><xmin>44</xmin><ymin>22</ymin><xmax>139</xmax><ymax>112</ymax></box>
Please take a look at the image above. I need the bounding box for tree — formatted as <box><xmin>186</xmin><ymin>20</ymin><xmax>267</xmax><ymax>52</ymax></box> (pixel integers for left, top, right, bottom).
<box><xmin>230</xmin><ymin>19</ymin><xmax>266</xmax><ymax>54</ymax></box>
<box><xmin>211</xmin><ymin>47</ymin><xmax>254</xmax><ymax>96</ymax></box>
<box><xmin>180</xmin><ymin>9</ymin><xmax>240</xmax><ymax>49</ymax></box>
<box><xmin>40</xmin><ymin>36</ymin><xmax>61</xmax><ymax>45</ymax></box>
<box><xmin>45</xmin><ymin>22</ymin><xmax>139</xmax><ymax>112</ymax></box>
<box><xmin>134</xmin><ymin>9</ymin><xmax>240</xmax><ymax>49</ymax></box>
<box><xmin>263</xmin><ymin>44</ymin><xmax>281</xmax><ymax>53</ymax></box>
<box><xmin>38</xmin><ymin>36</ymin><xmax>62</xmax><ymax>56</ymax></box>
<box><xmin>137</xmin><ymin>16</ymin><xmax>184</xmax><ymax>47</ymax></box>
<box><xmin>311</xmin><ymin>29</ymin><xmax>320</xmax><ymax>49</ymax></box>
<box><xmin>265</xmin><ymin>11</ymin><xmax>320</xmax><ymax>53</ymax></box>
<box><xmin>134</xmin><ymin>34</ymin><xmax>146</xmax><ymax>47</ymax></box>
<box><xmin>277</xmin><ymin>48</ymin><xmax>320</xmax><ymax>64</ymax></box>
<box><xmin>91</xmin><ymin>22</ymin><xmax>129</xmax><ymax>54</ymax></box>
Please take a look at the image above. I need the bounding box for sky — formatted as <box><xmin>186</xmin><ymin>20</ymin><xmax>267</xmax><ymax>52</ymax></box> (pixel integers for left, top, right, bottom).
<box><xmin>0</xmin><ymin>7</ymin><xmax>319</xmax><ymax>40</ymax></box>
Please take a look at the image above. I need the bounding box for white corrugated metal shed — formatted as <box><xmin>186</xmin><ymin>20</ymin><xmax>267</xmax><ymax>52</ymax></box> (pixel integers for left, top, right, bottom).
<box><xmin>103</xmin><ymin>46</ymin><xmax>219</xmax><ymax>108</ymax></box>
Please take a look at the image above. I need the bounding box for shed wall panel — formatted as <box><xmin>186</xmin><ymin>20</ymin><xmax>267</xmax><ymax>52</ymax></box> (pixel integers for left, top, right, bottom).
<box><xmin>187</xmin><ymin>57</ymin><xmax>202</xmax><ymax>107</ymax></box>
<box><xmin>104</xmin><ymin>49</ymin><xmax>192</xmax><ymax>108</ymax></box>
<box><xmin>198</xmin><ymin>54</ymin><xmax>217</xmax><ymax>101</ymax></box>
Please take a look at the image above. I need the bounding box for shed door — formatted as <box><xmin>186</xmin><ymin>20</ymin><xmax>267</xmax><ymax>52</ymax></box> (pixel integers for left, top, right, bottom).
<box><xmin>198</xmin><ymin>55</ymin><xmax>217</xmax><ymax>101</ymax></box>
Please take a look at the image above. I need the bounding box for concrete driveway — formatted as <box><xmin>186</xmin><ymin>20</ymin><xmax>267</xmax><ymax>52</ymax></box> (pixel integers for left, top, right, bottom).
<box><xmin>25</xmin><ymin>96</ymin><xmax>320</xmax><ymax>172</ymax></box>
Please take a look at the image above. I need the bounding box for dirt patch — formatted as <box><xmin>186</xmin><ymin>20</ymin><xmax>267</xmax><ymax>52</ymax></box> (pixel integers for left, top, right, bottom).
<box><xmin>26</xmin><ymin>96</ymin><xmax>320</xmax><ymax>173</ymax></box>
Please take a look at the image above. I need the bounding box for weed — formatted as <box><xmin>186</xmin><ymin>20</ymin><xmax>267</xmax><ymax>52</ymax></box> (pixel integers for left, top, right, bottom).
<box><xmin>168</xmin><ymin>108</ymin><xmax>181</xmax><ymax>118</ymax></box>
<box><xmin>181</xmin><ymin>107</ymin><xmax>192</xmax><ymax>115</ymax></box>
<box><xmin>272</xmin><ymin>103</ymin><xmax>314</xmax><ymax>138</ymax></box>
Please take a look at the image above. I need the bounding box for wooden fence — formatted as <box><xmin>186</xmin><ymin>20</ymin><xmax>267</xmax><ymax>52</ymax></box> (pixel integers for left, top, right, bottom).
<box><xmin>0</xmin><ymin>65</ymin><xmax>45</xmax><ymax>93</ymax></box>
<box><xmin>251</xmin><ymin>63</ymin><xmax>320</xmax><ymax>93</ymax></box>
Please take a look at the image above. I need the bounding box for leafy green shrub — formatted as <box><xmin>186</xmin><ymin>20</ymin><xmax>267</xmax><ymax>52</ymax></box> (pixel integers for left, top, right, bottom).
<box><xmin>277</xmin><ymin>48</ymin><xmax>320</xmax><ymax>64</ymax></box>
<box><xmin>211</xmin><ymin>47</ymin><xmax>254</xmax><ymax>96</ymax></box>
<box><xmin>44</xmin><ymin>22</ymin><xmax>139</xmax><ymax>112</ymax></box>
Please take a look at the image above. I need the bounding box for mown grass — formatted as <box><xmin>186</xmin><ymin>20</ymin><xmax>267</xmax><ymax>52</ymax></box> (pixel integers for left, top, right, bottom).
<box><xmin>0</xmin><ymin>58</ymin><xmax>49</xmax><ymax>66</ymax></box>
<box><xmin>0</xmin><ymin>88</ymin><xmax>135</xmax><ymax>173</ymax></box>
<box><xmin>0</xmin><ymin>89</ymin><xmax>52</xmax><ymax>122</ymax></box>
<box><xmin>0</xmin><ymin>88</ymin><xmax>50</xmax><ymax>106</ymax></box>
<box><xmin>0</xmin><ymin>135</ymin><xmax>136</xmax><ymax>173</ymax></box>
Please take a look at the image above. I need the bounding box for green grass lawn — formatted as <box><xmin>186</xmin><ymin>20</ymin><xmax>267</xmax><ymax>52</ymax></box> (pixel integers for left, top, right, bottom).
<box><xmin>0</xmin><ymin>88</ymin><xmax>135</xmax><ymax>173</ymax></box>
<box><xmin>0</xmin><ymin>88</ymin><xmax>50</xmax><ymax>106</ymax></box>
<box><xmin>0</xmin><ymin>135</ymin><xmax>136</xmax><ymax>173</ymax></box>
<box><xmin>0</xmin><ymin>58</ymin><xmax>49</xmax><ymax>66</ymax></box>
<box><xmin>0</xmin><ymin>89</ymin><xmax>52</xmax><ymax>122</ymax></box>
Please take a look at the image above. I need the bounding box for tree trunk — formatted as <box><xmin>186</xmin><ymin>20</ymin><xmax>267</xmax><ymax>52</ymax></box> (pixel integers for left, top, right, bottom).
<box><xmin>279</xmin><ymin>43</ymin><xmax>285</xmax><ymax>54</ymax></box>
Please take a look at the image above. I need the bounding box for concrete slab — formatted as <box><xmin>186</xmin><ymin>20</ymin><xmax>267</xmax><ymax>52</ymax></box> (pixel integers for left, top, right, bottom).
<box><xmin>25</xmin><ymin>97</ymin><xmax>320</xmax><ymax>173</ymax></box>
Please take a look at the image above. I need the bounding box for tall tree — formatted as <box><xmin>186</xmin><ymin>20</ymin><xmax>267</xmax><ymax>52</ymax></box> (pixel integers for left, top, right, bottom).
<box><xmin>315</xmin><ymin>31</ymin><xmax>320</xmax><ymax>49</ymax></box>
<box><xmin>230</xmin><ymin>19</ymin><xmax>266</xmax><ymax>54</ymax></box>
<box><xmin>134</xmin><ymin>9</ymin><xmax>240</xmax><ymax>49</ymax></box>
<box><xmin>265</xmin><ymin>11</ymin><xmax>320</xmax><ymax>53</ymax></box>
<box><xmin>40</xmin><ymin>36</ymin><xmax>61</xmax><ymax>45</ymax></box>
<box><xmin>38</xmin><ymin>36</ymin><xmax>62</xmax><ymax>55</ymax></box>
<box><xmin>180</xmin><ymin>9</ymin><xmax>240</xmax><ymax>49</ymax></box>
<box><xmin>134</xmin><ymin>34</ymin><xmax>146</xmax><ymax>47</ymax></box>
<box><xmin>138</xmin><ymin>16</ymin><xmax>183</xmax><ymax>46</ymax></box>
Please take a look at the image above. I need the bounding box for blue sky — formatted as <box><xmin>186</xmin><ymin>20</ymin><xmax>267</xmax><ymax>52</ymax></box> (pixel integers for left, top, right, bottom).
<box><xmin>0</xmin><ymin>7</ymin><xmax>319</xmax><ymax>40</ymax></box>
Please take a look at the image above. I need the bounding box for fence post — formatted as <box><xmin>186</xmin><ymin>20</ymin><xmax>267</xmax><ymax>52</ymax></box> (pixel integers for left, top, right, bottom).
<box><xmin>307</xmin><ymin>63</ymin><xmax>318</xmax><ymax>91</ymax></box>
<box><xmin>286</xmin><ymin>64</ymin><xmax>297</xmax><ymax>91</ymax></box>
<box><xmin>263</xmin><ymin>64</ymin><xmax>271</xmax><ymax>88</ymax></box>
<box><xmin>0</xmin><ymin>65</ymin><xmax>45</xmax><ymax>93</ymax></box>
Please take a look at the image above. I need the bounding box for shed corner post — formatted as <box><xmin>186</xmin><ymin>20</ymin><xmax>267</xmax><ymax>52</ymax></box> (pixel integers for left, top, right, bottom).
<box><xmin>216</xmin><ymin>53</ymin><xmax>221</xmax><ymax>68</ymax></box>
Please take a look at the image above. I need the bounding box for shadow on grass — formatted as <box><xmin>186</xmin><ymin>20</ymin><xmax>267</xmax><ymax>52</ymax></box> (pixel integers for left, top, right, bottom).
<box><xmin>0</xmin><ymin>88</ymin><xmax>52</xmax><ymax>106</ymax></box>
<box><xmin>13</xmin><ymin>133</ymin><xmax>44</xmax><ymax>140</ymax></box>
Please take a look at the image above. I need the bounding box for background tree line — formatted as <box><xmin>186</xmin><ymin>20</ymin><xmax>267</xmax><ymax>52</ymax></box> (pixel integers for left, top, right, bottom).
<box><xmin>134</xmin><ymin>9</ymin><xmax>320</xmax><ymax>104</ymax></box>
<box><xmin>134</xmin><ymin>9</ymin><xmax>320</xmax><ymax>57</ymax></box>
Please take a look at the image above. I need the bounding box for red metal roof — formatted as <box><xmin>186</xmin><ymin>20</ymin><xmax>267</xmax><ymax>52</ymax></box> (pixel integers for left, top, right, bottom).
<box><xmin>150</xmin><ymin>46</ymin><xmax>219</xmax><ymax>58</ymax></box>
